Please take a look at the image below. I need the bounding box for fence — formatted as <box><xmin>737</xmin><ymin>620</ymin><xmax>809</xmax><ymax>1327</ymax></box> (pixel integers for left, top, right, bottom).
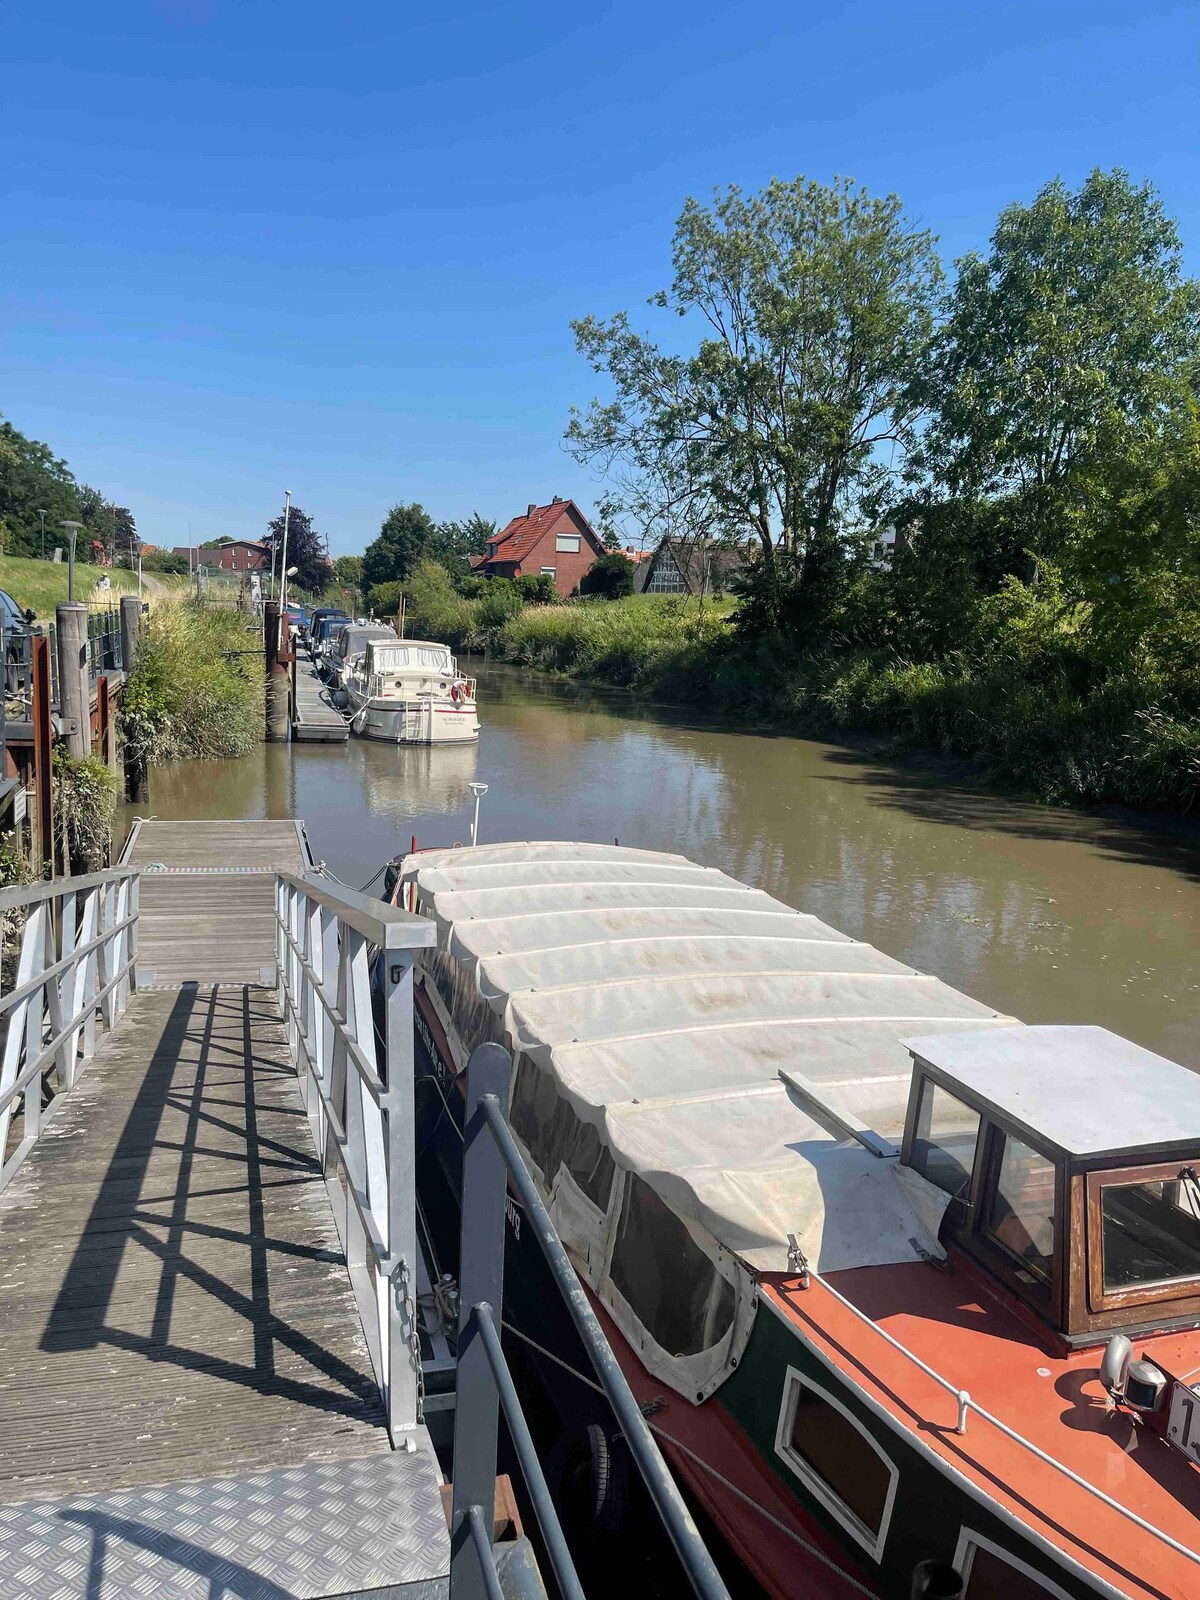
<box><xmin>273</xmin><ymin>870</ymin><xmax>436</xmax><ymax>1442</ymax></box>
<box><xmin>449</xmin><ymin>1042</ymin><xmax>731</xmax><ymax>1600</ymax></box>
<box><xmin>86</xmin><ymin>604</ymin><xmax>123</xmax><ymax>678</ymax></box>
<box><xmin>0</xmin><ymin>866</ymin><xmax>139</xmax><ymax>1193</ymax></box>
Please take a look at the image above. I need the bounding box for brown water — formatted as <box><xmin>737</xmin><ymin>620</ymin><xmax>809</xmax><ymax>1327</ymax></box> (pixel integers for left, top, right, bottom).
<box><xmin>122</xmin><ymin>662</ymin><xmax>1200</xmax><ymax>1067</ymax></box>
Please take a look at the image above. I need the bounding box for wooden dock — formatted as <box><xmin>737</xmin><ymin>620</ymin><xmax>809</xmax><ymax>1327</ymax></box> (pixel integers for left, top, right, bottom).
<box><xmin>292</xmin><ymin>659</ymin><xmax>349</xmax><ymax>742</ymax></box>
<box><xmin>0</xmin><ymin>819</ymin><xmax>449</xmax><ymax>1597</ymax></box>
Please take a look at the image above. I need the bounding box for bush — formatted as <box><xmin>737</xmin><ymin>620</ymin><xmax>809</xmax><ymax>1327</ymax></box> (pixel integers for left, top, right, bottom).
<box><xmin>368</xmin><ymin>581</ymin><xmax>404</xmax><ymax>618</ymax></box>
<box><xmin>122</xmin><ymin>602</ymin><xmax>264</xmax><ymax>765</ymax></box>
<box><xmin>579</xmin><ymin>551</ymin><xmax>636</xmax><ymax>599</ymax></box>
<box><xmin>56</xmin><ymin>751</ymin><xmax>119</xmax><ymax>872</ymax></box>
<box><xmin>475</xmin><ymin>579</ymin><xmax>524</xmax><ymax>635</ymax></box>
<box><xmin>514</xmin><ymin>573</ymin><xmax>557</xmax><ymax>605</ymax></box>
<box><xmin>402</xmin><ymin>559</ymin><xmax>476</xmax><ymax>645</ymax></box>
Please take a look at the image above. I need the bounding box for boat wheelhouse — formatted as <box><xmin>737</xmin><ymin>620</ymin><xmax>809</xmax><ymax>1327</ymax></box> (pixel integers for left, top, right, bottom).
<box><xmin>345</xmin><ymin>638</ymin><xmax>478</xmax><ymax>745</ymax></box>
<box><xmin>398</xmin><ymin>840</ymin><xmax>1200</xmax><ymax>1600</ymax></box>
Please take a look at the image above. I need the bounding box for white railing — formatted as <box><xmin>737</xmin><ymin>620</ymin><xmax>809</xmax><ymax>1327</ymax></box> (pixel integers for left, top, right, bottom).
<box><xmin>273</xmin><ymin>870</ymin><xmax>435</xmax><ymax>1443</ymax></box>
<box><xmin>802</xmin><ymin>1267</ymin><xmax>1200</xmax><ymax>1574</ymax></box>
<box><xmin>0</xmin><ymin>867</ymin><xmax>140</xmax><ymax>1193</ymax></box>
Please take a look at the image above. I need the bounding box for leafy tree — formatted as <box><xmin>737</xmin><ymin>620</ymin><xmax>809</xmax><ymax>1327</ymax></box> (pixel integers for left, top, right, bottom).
<box><xmin>921</xmin><ymin>169</ymin><xmax>1200</xmax><ymax>511</ymax></box>
<box><xmin>265</xmin><ymin>503</ymin><xmax>329</xmax><ymax>593</ymax></box>
<box><xmin>579</xmin><ymin>551</ymin><xmax>636</xmax><ymax>599</ymax></box>
<box><xmin>476</xmin><ymin>579</ymin><xmax>524</xmax><ymax>632</ymax></box>
<box><xmin>435</xmin><ymin>511</ymin><xmax>495</xmax><ymax>568</ymax></box>
<box><xmin>567</xmin><ymin>176</ymin><xmax>942</xmax><ymax>629</ymax></box>
<box><xmin>367</xmin><ymin>580</ymin><xmax>404</xmax><ymax>618</ymax></box>
<box><xmin>0</xmin><ymin>414</ymin><xmax>82</xmax><ymax>556</ymax></box>
<box><xmin>363</xmin><ymin>502</ymin><xmax>439</xmax><ymax>591</ymax></box>
<box><xmin>332</xmin><ymin>554</ymin><xmax>363</xmax><ymax>589</ymax></box>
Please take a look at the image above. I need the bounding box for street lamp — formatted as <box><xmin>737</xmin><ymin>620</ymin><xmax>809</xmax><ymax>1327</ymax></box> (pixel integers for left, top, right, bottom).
<box><xmin>59</xmin><ymin>521</ymin><xmax>84</xmax><ymax>602</ymax></box>
<box><xmin>468</xmin><ymin>781</ymin><xmax>489</xmax><ymax>847</ymax></box>
<box><xmin>38</xmin><ymin>509</ymin><xmax>48</xmax><ymax>559</ymax></box>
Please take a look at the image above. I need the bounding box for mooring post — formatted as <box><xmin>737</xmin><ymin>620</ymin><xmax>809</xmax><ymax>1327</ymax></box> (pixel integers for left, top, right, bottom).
<box><xmin>450</xmin><ymin>1042</ymin><xmax>512</xmax><ymax>1600</ymax></box>
<box><xmin>55</xmin><ymin>603</ymin><xmax>91</xmax><ymax>759</ymax></box>
<box><xmin>31</xmin><ymin>635</ymin><xmax>53</xmax><ymax>869</ymax></box>
<box><xmin>264</xmin><ymin>599</ymin><xmax>289</xmax><ymax>742</ymax></box>
<box><xmin>119</xmin><ymin>595</ymin><xmax>149</xmax><ymax>801</ymax></box>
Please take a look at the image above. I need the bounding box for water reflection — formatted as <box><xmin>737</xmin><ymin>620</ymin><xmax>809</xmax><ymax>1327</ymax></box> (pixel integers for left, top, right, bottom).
<box><xmin>121</xmin><ymin>662</ymin><xmax>1200</xmax><ymax>1067</ymax></box>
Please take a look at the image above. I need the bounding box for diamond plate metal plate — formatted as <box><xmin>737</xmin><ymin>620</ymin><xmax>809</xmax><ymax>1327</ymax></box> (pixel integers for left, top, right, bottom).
<box><xmin>0</xmin><ymin>1441</ymin><xmax>450</xmax><ymax>1599</ymax></box>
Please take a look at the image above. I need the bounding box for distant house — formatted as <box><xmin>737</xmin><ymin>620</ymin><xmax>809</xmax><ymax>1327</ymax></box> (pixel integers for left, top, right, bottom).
<box><xmin>636</xmin><ymin>536</ymin><xmax>749</xmax><ymax>597</ymax></box>
<box><xmin>174</xmin><ymin>540</ymin><xmax>273</xmax><ymax>573</ymax></box>
<box><xmin>472</xmin><ymin>499</ymin><xmax>605</xmax><ymax>597</ymax></box>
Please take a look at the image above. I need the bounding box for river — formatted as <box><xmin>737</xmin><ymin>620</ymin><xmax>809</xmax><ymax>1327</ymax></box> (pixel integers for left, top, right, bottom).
<box><xmin>121</xmin><ymin>661</ymin><xmax>1200</xmax><ymax>1067</ymax></box>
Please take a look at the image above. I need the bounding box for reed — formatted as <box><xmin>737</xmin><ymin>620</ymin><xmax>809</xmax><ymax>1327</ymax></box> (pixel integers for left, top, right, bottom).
<box><xmin>122</xmin><ymin>601</ymin><xmax>264</xmax><ymax>766</ymax></box>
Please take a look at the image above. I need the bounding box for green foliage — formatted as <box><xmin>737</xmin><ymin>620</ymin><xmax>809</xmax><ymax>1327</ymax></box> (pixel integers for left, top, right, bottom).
<box><xmin>400</xmin><ymin>558</ymin><xmax>476</xmax><ymax>643</ymax></box>
<box><xmin>122</xmin><ymin>603</ymin><xmax>264</xmax><ymax>765</ymax></box>
<box><xmin>568</xmin><ymin>174</ymin><xmax>943</xmax><ymax>628</ymax></box>
<box><xmin>0</xmin><ymin>414</ymin><xmax>82</xmax><ymax>556</ymax></box>
<box><xmin>143</xmin><ymin>549</ymin><xmax>190</xmax><ymax>575</ymax></box>
<box><xmin>514</xmin><ymin>572</ymin><xmax>557</xmax><ymax>605</ymax></box>
<box><xmin>367</xmin><ymin>580</ymin><xmax>404</xmax><ymax>617</ymax></box>
<box><xmin>579</xmin><ymin>551</ymin><xmax>635</xmax><ymax>599</ymax></box>
<box><xmin>265</xmin><ymin>503</ymin><xmax>329</xmax><ymax>593</ymax></box>
<box><xmin>55</xmin><ymin>752</ymin><xmax>119</xmax><ymax>873</ymax></box>
<box><xmin>363</xmin><ymin>503</ymin><xmax>439</xmax><ymax>591</ymax></box>
<box><xmin>0</xmin><ymin>554</ymin><xmax>138</xmax><ymax>618</ymax></box>
<box><xmin>332</xmin><ymin>554</ymin><xmax>363</xmax><ymax>592</ymax></box>
<box><xmin>474</xmin><ymin>579</ymin><xmax>524</xmax><ymax>633</ymax></box>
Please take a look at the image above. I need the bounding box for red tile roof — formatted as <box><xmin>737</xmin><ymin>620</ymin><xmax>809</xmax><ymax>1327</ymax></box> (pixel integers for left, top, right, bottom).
<box><xmin>487</xmin><ymin>499</ymin><xmax>597</xmax><ymax>564</ymax></box>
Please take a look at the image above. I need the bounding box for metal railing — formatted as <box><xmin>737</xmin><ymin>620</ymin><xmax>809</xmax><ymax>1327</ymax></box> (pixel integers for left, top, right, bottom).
<box><xmin>0</xmin><ymin>867</ymin><xmax>140</xmax><ymax>1193</ymax></box>
<box><xmin>799</xmin><ymin>1265</ymin><xmax>1200</xmax><ymax>1575</ymax></box>
<box><xmin>86</xmin><ymin>604</ymin><xmax>123</xmax><ymax>678</ymax></box>
<box><xmin>449</xmin><ymin>1042</ymin><xmax>730</xmax><ymax>1600</ymax></box>
<box><xmin>273</xmin><ymin>870</ymin><xmax>436</xmax><ymax>1442</ymax></box>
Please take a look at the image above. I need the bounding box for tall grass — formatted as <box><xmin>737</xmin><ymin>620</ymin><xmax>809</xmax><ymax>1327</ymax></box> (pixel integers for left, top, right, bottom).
<box><xmin>122</xmin><ymin>602</ymin><xmax>264</xmax><ymax>766</ymax></box>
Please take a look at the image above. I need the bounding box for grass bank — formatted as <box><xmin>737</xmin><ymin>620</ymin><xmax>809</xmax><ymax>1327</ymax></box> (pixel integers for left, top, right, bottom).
<box><xmin>0</xmin><ymin>554</ymin><xmax>141</xmax><ymax>618</ymax></box>
<box><xmin>122</xmin><ymin>601</ymin><xmax>264</xmax><ymax>766</ymax></box>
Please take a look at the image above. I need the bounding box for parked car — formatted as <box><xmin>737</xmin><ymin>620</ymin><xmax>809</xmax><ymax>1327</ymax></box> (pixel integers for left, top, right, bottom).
<box><xmin>0</xmin><ymin>588</ymin><xmax>38</xmax><ymax>694</ymax></box>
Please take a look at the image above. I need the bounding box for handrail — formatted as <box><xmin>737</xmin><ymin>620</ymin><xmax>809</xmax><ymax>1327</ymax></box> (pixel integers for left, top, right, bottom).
<box><xmin>0</xmin><ymin>870</ymin><xmax>139</xmax><ymax>1193</ymax></box>
<box><xmin>803</xmin><ymin>1266</ymin><xmax>1200</xmax><ymax>1573</ymax></box>
<box><xmin>0</xmin><ymin>864</ymin><xmax>138</xmax><ymax>915</ymax></box>
<box><xmin>449</xmin><ymin>1042</ymin><xmax>730</xmax><ymax>1600</ymax></box>
<box><xmin>273</xmin><ymin>872</ymin><xmax>433</xmax><ymax>1443</ymax></box>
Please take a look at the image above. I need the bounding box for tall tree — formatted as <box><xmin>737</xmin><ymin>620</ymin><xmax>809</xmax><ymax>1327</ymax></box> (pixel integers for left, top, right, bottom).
<box><xmin>566</xmin><ymin>176</ymin><xmax>942</xmax><ymax>626</ymax></box>
<box><xmin>920</xmin><ymin>169</ymin><xmax>1200</xmax><ymax>507</ymax></box>
<box><xmin>434</xmin><ymin>511</ymin><xmax>495</xmax><ymax>568</ymax></box>
<box><xmin>265</xmin><ymin>503</ymin><xmax>329</xmax><ymax>592</ymax></box>
<box><xmin>0</xmin><ymin>414</ymin><xmax>82</xmax><ymax>556</ymax></box>
<box><xmin>363</xmin><ymin>502</ymin><xmax>439</xmax><ymax>590</ymax></box>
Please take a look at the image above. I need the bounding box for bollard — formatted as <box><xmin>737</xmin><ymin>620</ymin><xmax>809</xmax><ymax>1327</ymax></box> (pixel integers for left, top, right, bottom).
<box><xmin>264</xmin><ymin>600</ymin><xmax>289</xmax><ymax>742</ymax></box>
<box><xmin>55</xmin><ymin>603</ymin><xmax>91</xmax><ymax>758</ymax></box>
<box><xmin>119</xmin><ymin>594</ymin><xmax>142</xmax><ymax>675</ymax></box>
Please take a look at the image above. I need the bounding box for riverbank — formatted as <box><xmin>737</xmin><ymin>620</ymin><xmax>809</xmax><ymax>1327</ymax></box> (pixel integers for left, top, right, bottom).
<box><xmin>432</xmin><ymin>592</ymin><xmax>1199</xmax><ymax>814</ymax></box>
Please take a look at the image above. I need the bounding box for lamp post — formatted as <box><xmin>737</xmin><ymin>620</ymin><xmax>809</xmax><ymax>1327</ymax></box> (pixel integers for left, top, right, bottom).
<box><xmin>468</xmin><ymin>781</ymin><xmax>489</xmax><ymax>847</ymax></box>
<box><xmin>59</xmin><ymin>521</ymin><xmax>84</xmax><ymax>602</ymax></box>
<box><xmin>38</xmin><ymin>509</ymin><xmax>48</xmax><ymax>559</ymax></box>
<box><xmin>279</xmin><ymin>490</ymin><xmax>292</xmax><ymax>613</ymax></box>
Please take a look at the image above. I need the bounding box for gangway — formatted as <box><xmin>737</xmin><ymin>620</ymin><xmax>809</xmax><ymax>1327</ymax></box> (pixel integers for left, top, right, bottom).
<box><xmin>0</xmin><ymin>821</ymin><xmax>733</xmax><ymax>1600</ymax></box>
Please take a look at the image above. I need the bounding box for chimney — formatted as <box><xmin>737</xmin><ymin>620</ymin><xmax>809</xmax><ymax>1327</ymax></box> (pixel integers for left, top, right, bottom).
<box><xmin>527</xmin><ymin>503</ymin><xmax>537</xmax><ymax>517</ymax></box>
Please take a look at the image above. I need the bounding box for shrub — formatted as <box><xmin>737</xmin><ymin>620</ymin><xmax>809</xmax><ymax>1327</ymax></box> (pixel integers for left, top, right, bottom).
<box><xmin>475</xmin><ymin>579</ymin><xmax>524</xmax><ymax>635</ymax></box>
<box><xmin>56</xmin><ymin>751</ymin><xmax>119</xmax><ymax>872</ymax></box>
<box><xmin>514</xmin><ymin>573</ymin><xmax>557</xmax><ymax>605</ymax></box>
<box><xmin>402</xmin><ymin>559</ymin><xmax>476</xmax><ymax>645</ymax></box>
<box><xmin>579</xmin><ymin>551</ymin><xmax>636</xmax><ymax>599</ymax></box>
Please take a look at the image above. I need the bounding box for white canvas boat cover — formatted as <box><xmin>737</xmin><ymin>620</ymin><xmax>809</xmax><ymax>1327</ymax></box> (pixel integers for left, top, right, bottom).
<box><xmin>403</xmin><ymin>841</ymin><xmax>1019</xmax><ymax>1283</ymax></box>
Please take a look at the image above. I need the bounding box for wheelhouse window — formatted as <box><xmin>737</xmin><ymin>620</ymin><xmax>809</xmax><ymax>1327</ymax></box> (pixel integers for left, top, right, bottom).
<box><xmin>1093</xmin><ymin>1165</ymin><xmax>1200</xmax><ymax>1295</ymax></box>
<box><xmin>509</xmin><ymin>1058</ymin><xmax>614</xmax><ymax>1210</ymax></box>
<box><xmin>910</xmin><ymin>1079</ymin><xmax>980</xmax><ymax>1197</ymax></box>
<box><xmin>610</xmin><ymin>1174</ymin><xmax>735</xmax><ymax>1357</ymax></box>
<box><xmin>985</xmin><ymin>1134</ymin><xmax>1056</xmax><ymax>1286</ymax></box>
<box><xmin>774</xmin><ymin>1369</ymin><xmax>897</xmax><ymax>1559</ymax></box>
<box><xmin>954</xmin><ymin>1531</ymin><xmax>1071</xmax><ymax>1599</ymax></box>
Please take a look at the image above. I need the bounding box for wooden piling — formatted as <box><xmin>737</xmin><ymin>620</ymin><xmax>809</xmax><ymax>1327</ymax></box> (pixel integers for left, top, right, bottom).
<box><xmin>55</xmin><ymin>603</ymin><xmax>90</xmax><ymax>759</ymax></box>
<box><xmin>264</xmin><ymin>600</ymin><xmax>289</xmax><ymax>742</ymax></box>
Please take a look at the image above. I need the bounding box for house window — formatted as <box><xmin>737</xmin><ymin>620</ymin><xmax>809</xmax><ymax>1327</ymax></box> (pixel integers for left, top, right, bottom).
<box><xmin>487</xmin><ymin>543</ymin><xmax>497</xmax><ymax>558</ymax></box>
<box><xmin>910</xmin><ymin>1079</ymin><xmax>980</xmax><ymax>1197</ymax></box>
<box><xmin>774</xmin><ymin>1368</ymin><xmax>898</xmax><ymax>1560</ymax></box>
<box><xmin>540</xmin><ymin>566</ymin><xmax>556</xmax><ymax>578</ymax></box>
<box><xmin>985</xmin><ymin>1134</ymin><xmax>1056</xmax><ymax>1285</ymax></box>
<box><xmin>555</xmin><ymin>534</ymin><xmax>581</xmax><ymax>553</ymax></box>
<box><xmin>610</xmin><ymin>1174</ymin><xmax>735</xmax><ymax>1357</ymax></box>
<box><xmin>952</xmin><ymin>1530</ymin><xmax>1071</xmax><ymax>1599</ymax></box>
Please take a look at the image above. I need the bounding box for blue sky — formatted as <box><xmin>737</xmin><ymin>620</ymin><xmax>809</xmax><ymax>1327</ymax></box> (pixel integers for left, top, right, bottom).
<box><xmin>2</xmin><ymin>1</ymin><xmax>1197</xmax><ymax>555</ymax></box>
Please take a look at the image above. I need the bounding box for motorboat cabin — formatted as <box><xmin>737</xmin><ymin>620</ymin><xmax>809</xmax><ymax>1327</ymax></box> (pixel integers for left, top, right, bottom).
<box><xmin>396</xmin><ymin>840</ymin><xmax>1200</xmax><ymax>1600</ymax></box>
<box><xmin>345</xmin><ymin>638</ymin><xmax>478</xmax><ymax>745</ymax></box>
<box><xmin>328</xmin><ymin>623</ymin><xmax>397</xmax><ymax>689</ymax></box>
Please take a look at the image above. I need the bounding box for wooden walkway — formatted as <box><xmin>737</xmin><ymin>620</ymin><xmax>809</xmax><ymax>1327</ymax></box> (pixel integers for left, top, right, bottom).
<box><xmin>292</xmin><ymin>659</ymin><xmax>349</xmax><ymax>743</ymax></box>
<box><xmin>0</xmin><ymin>820</ymin><xmax>449</xmax><ymax>1596</ymax></box>
<box><xmin>124</xmin><ymin>818</ymin><xmax>309</xmax><ymax>987</ymax></box>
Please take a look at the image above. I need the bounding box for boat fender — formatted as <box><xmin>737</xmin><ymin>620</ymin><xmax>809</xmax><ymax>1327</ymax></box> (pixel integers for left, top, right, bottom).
<box><xmin>547</xmin><ymin>1422</ymin><xmax>630</xmax><ymax>1533</ymax></box>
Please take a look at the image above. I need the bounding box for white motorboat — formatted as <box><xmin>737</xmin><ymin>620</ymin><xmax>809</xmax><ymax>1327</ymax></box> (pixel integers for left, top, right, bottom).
<box><xmin>344</xmin><ymin>638</ymin><xmax>479</xmax><ymax>745</ymax></box>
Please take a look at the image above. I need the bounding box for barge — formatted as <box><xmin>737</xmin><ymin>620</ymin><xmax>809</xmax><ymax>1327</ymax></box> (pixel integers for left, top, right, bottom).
<box><xmin>394</xmin><ymin>839</ymin><xmax>1200</xmax><ymax>1600</ymax></box>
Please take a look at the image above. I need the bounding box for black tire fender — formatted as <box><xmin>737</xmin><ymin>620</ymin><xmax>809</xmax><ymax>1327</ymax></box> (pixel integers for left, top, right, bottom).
<box><xmin>548</xmin><ymin>1421</ymin><xmax>630</xmax><ymax>1533</ymax></box>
